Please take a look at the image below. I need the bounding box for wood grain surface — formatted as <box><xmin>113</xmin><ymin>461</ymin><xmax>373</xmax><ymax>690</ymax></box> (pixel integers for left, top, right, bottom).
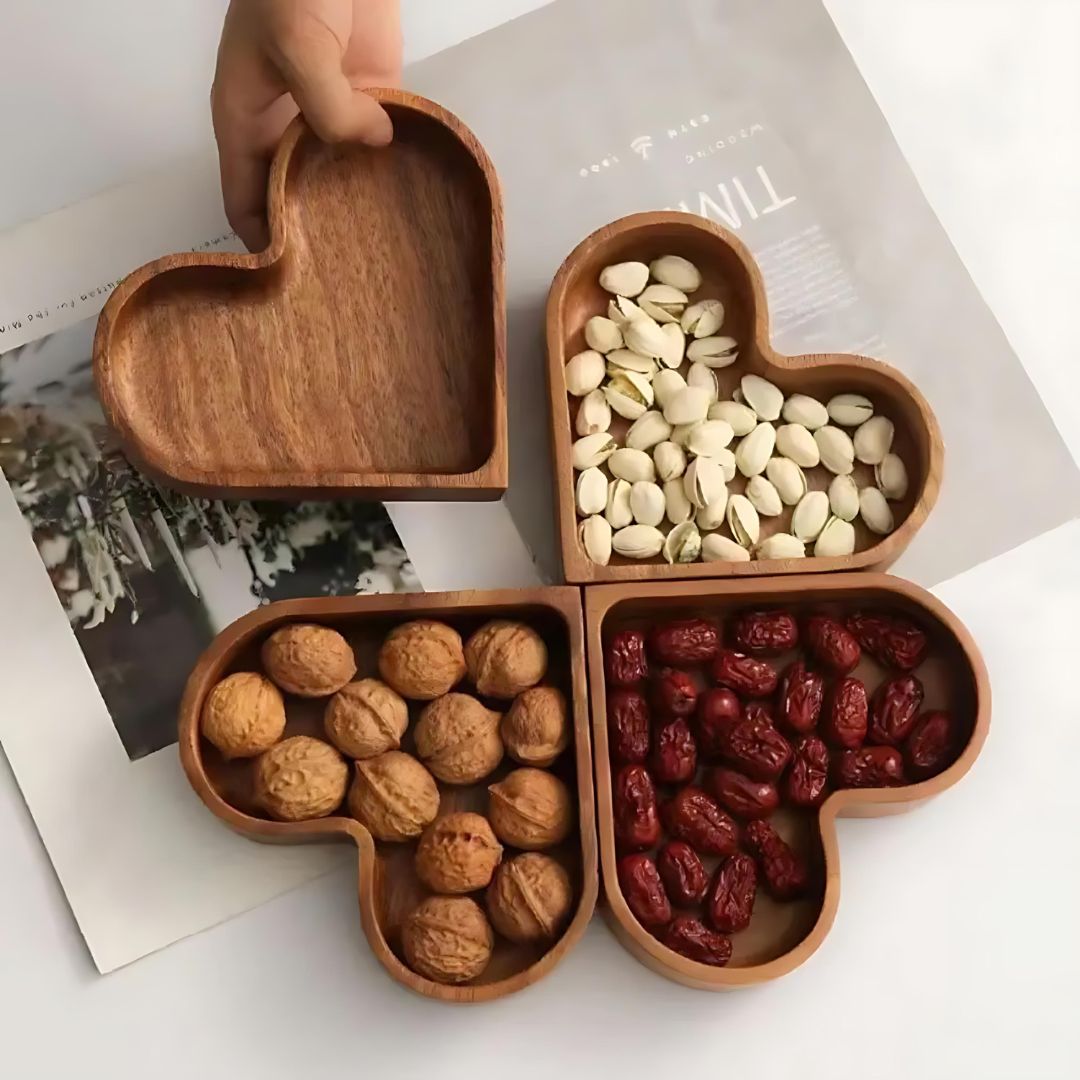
<box><xmin>584</xmin><ymin>574</ymin><xmax>989</xmax><ymax>990</ymax></box>
<box><xmin>546</xmin><ymin>212</ymin><xmax>944</xmax><ymax>582</ymax></box>
<box><xmin>95</xmin><ymin>89</ymin><xmax>507</xmax><ymax>500</ymax></box>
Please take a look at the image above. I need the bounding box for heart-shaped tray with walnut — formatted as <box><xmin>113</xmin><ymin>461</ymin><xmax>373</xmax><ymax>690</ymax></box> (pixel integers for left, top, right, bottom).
<box><xmin>94</xmin><ymin>89</ymin><xmax>507</xmax><ymax>501</ymax></box>
<box><xmin>546</xmin><ymin>212</ymin><xmax>944</xmax><ymax>581</ymax></box>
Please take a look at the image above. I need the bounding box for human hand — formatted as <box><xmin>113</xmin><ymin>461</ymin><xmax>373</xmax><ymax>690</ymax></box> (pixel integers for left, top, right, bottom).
<box><xmin>212</xmin><ymin>0</ymin><xmax>402</xmax><ymax>251</ymax></box>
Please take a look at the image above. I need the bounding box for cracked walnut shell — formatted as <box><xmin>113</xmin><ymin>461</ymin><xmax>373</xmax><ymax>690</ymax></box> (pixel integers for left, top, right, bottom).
<box><xmin>324</xmin><ymin>678</ymin><xmax>408</xmax><ymax>759</ymax></box>
<box><xmin>253</xmin><ymin>735</ymin><xmax>348</xmax><ymax>821</ymax></box>
<box><xmin>402</xmin><ymin>896</ymin><xmax>494</xmax><ymax>985</ymax></box>
<box><xmin>501</xmin><ymin>686</ymin><xmax>569</xmax><ymax>767</ymax></box>
<box><xmin>261</xmin><ymin>623</ymin><xmax>356</xmax><ymax>697</ymax></box>
<box><xmin>465</xmin><ymin>620</ymin><xmax>548</xmax><ymax>699</ymax></box>
<box><xmin>377</xmin><ymin>619</ymin><xmax>466</xmax><ymax>700</ymax></box>
<box><xmin>486</xmin><ymin>852</ymin><xmax>573</xmax><ymax>944</ymax></box>
<box><xmin>347</xmin><ymin>751</ymin><xmax>439</xmax><ymax>842</ymax></box>
<box><xmin>414</xmin><ymin>693</ymin><xmax>503</xmax><ymax>785</ymax></box>
<box><xmin>200</xmin><ymin>671</ymin><xmax>286</xmax><ymax>759</ymax></box>
<box><xmin>488</xmin><ymin>767</ymin><xmax>574</xmax><ymax>850</ymax></box>
<box><xmin>415</xmin><ymin>812</ymin><xmax>503</xmax><ymax>894</ymax></box>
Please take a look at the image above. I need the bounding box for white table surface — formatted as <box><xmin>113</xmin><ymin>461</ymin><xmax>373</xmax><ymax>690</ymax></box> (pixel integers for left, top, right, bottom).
<box><xmin>2</xmin><ymin>2</ymin><xmax>1078</xmax><ymax>1076</ymax></box>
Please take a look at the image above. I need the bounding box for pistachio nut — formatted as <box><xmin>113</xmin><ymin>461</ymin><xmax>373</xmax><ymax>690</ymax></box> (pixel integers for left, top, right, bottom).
<box><xmin>659</xmin><ymin>322</ymin><xmax>687</xmax><ymax>369</ymax></box>
<box><xmin>734</xmin><ymin>421</ymin><xmax>776</xmax><ymax>477</ymax></box>
<box><xmin>584</xmin><ymin>315</ymin><xmax>623</xmax><ymax>354</ymax></box>
<box><xmin>671</xmin><ymin>422</ymin><xmax>700</xmax><ymax>447</ymax></box>
<box><xmin>755</xmin><ymin>533</ymin><xmax>806</xmax><ymax>560</ymax></box>
<box><xmin>605</xmin><ymin>478</ymin><xmax>633</xmax><ymax>528</ymax></box>
<box><xmin>652</xmin><ymin>368</ymin><xmax>688</xmax><ymax>410</ymax></box>
<box><xmin>814</xmin><ymin>516</ymin><xmax>855</xmax><ymax>558</ymax></box>
<box><xmin>775</xmin><ymin>423</ymin><xmax>820</xmax><ymax>468</ymax></box>
<box><xmin>713</xmin><ymin>447</ymin><xmax>737</xmax><ymax>482</ymax></box>
<box><xmin>654</xmin><ymin>440</ymin><xmax>687</xmax><ymax>482</ymax></box>
<box><xmin>686</xmin><ymin>419</ymin><xmax>734</xmax><ymax>458</ymax></box>
<box><xmin>609</xmin><ymin>447</ymin><xmax>656</xmax><ymax>483</ymax></box>
<box><xmin>827</xmin><ymin>473</ymin><xmax>859</xmax><ymax>521</ymax></box>
<box><xmin>649</xmin><ymin>255</ymin><xmax>702</xmax><ymax>293</ymax></box>
<box><xmin>687</xmin><ymin>335</ymin><xmax>738</xmax><ymax>368</ymax></box>
<box><xmin>626</xmin><ymin>410</ymin><xmax>673</xmax><ymax>452</ymax></box>
<box><xmin>827</xmin><ymin>393</ymin><xmax>874</xmax><ymax>428</ymax></box>
<box><xmin>681</xmin><ymin>298</ymin><xmax>724</xmax><ymax>338</ymax></box>
<box><xmin>575</xmin><ymin>389</ymin><xmax>612</xmax><ymax>437</ymax></box>
<box><xmin>859</xmin><ymin>487</ymin><xmax>895</xmax><ymax>535</ymax></box>
<box><xmin>814</xmin><ymin>425</ymin><xmax>855</xmax><ymax>475</ymax></box>
<box><xmin>598</xmin><ymin>261</ymin><xmax>649</xmax><ymax>297</ymax></box>
<box><xmin>701</xmin><ymin>533</ymin><xmax>752</xmax><ymax>563</ymax></box>
<box><xmin>604</xmin><ymin>370</ymin><xmax>654</xmax><ymax>420</ymax></box>
<box><xmin>766</xmin><ymin>456</ymin><xmax>808</xmax><ymax>505</ymax></box>
<box><xmin>664</xmin><ymin>478</ymin><xmax>694</xmax><ymax>525</ymax></box>
<box><xmin>575</xmin><ymin>466</ymin><xmax>608</xmax><ymax>517</ymax></box>
<box><xmin>696</xmin><ymin>499</ymin><xmax>728</xmax><ymax>532</ymax></box>
<box><xmin>853</xmin><ymin>415</ymin><xmax>895</xmax><ymax>465</ymax></box>
<box><xmin>664</xmin><ymin>386</ymin><xmax>712</xmax><ymax>426</ymax></box>
<box><xmin>630</xmin><ymin>481</ymin><xmax>666</xmax><ymax>528</ymax></box>
<box><xmin>791</xmin><ymin>490</ymin><xmax>830</xmax><ymax>542</ymax></box>
<box><xmin>664</xmin><ymin>521</ymin><xmax>702</xmax><ymax>564</ymax></box>
<box><xmin>876</xmin><ymin>453</ymin><xmax>909</xmax><ymax>501</ymax></box>
<box><xmin>686</xmin><ymin>361</ymin><xmax>719</xmax><ymax>402</ymax></box>
<box><xmin>781</xmin><ymin>393</ymin><xmax>829</xmax><ymax>430</ymax></box>
<box><xmin>605</xmin><ymin>349</ymin><xmax>658</xmax><ymax>377</ymax></box>
<box><xmin>745</xmin><ymin>475</ymin><xmax>783</xmax><ymax>517</ymax></box>
<box><xmin>612</xmin><ymin>524</ymin><xmax>665</xmax><ymax>559</ymax></box>
<box><xmin>608</xmin><ymin>295</ymin><xmax>646</xmax><ymax>326</ymax></box>
<box><xmin>726</xmin><ymin>494</ymin><xmax>760</xmax><ymax>547</ymax></box>
<box><xmin>579</xmin><ymin>515</ymin><xmax>612</xmax><ymax>566</ymax></box>
<box><xmin>708</xmin><ymin>399</ymin><xmax>757</xmax><ymax>437</ymax></box>
<box><xmin>572</xmin><ymin>432</ymin><xmax>616</xmax><ymax>470</ymax></box>
<box><xmin>740</xmin><ymin>374</ymin><xmax>784</xmax><ymax>421</ymax></box>
<box><xmin>638</xmin><ymin>283</ymin><xmax>688</xmax><ymax>323</ymax></box>
<box><xmin>624</xmin><ymin>315</ymin><xmax>670</xmax><ymax>359</ymax></box>
<box><xmin>684</xmin><ymin>457</ymin><xmax>727</xmax><ymax>510</ymax></box>
<box><xmin>564</xmin><ymin>349</ymin><xmax>605</xmax><ymax>396</ymax></box>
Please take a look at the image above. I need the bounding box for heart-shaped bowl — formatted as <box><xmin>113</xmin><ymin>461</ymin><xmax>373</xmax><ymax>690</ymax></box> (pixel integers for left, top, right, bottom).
<box><xmin>95</xmin><ymin>89</ymin><xmax>507</xmax><ymax>501</ymax></box>
<box><xmin>586</xmin><ymin>573</ymin><xmax>988</xmax><ymax>989</ymax></box>
<box><xmin>179</xmin><ymin>588</ymin><xmax>597</xmax><ymax>1002</ymax></box>
<box><xmin>546</xmin><ymin>212</ymin><xmax>943</xmax><ymax>582</ymax></box>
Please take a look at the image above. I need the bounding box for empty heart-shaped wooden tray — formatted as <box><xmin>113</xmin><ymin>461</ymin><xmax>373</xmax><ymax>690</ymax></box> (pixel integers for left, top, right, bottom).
<box><xmin>179</xmin><ymin>588</ymin><xmax>597</xmax><ymax>1002</ymax></box>
<box><xmin>586</xmin><ymin>573</ymin><xmax>989</xmax><ymax>990</ymax></box>
<box><xmin>94</xmin><ymin>89</ymin><xmax>507</xmax><ymax>500</ymax></box>
<box><xmin>546</xmin><ymin>212</ymin><xmax>944</xmax><ymax>582</ymax></box>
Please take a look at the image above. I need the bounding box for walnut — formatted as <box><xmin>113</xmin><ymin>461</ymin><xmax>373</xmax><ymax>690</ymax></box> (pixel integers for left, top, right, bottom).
<box><xmin>261</xmin><ymin>623</ymin><xmax>356</xmax><ymax>697</ymax></box>
<box><xmin>347</xmin><ymin>750</ymin><xmax>439</xmax><ymax>841</ymax></box>
<box><xmin>486</xmin><ymin>852</ymin><xmax>574</xmax><ymax>943</ymax></box>
<box><xmin>402</xmin><ymin>896</ymin><xmax>494</xmax><ymax>985</ymax></box>
<box><xmin>377</xmin><ymin>619</ymin><xmax>466</xmax><ymax>700</ymax></box>
<box><xmin>200</xmin><ymin>671</ymin><xmax>286</xmax><ymax>759</ymax></box>
<box><xmin>501</xmin><ymin>686</ymin><xmax>569</xmax><ymax>767</ymax></box>
<box><xmin>253</xmin><ymin>735</ymin><xmax>348</xmax><ymax>821</ymax></box>
<box><xmin>465</xmin><ymin>620</ymin><xmax>548</xmax><ymax>699</ymax></box>
<box><xmin>415</xmin><ymin>812</ymin><xmax>503</xmax><ymax>894</ymax></box>
<box><xmin>488</xmin><ymin>767</ymin><xmax>574</xmax><ymax>850</ymax></box>
<box><xmin>324</xmin><ymin>678</ymin><xmax>408</xmax><ymax>759</ymax></box>
<box><xmin>414</xmin><ymin>693</ymin><xmax>503</xmax><ymax>785</ymax></box>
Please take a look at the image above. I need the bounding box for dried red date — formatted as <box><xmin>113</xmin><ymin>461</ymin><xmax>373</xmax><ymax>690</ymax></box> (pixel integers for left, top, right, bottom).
<box><xmin>804</xmin><ymin>615</ymin><xmax>861</xmax><ymax>674</ymax></box>
<box><xmin>651</xmin><ymin>719</ymin><xmax>698</xmax><ymax>784</ymax></box>
<box><xmin>776</xmin><ymin>660</ymin><xmax>824</xmax><ymax>735</ymax></box>
<box><xmin>833</xmin><ymin>746</ymin><xmax>906</xmax><ymax>788</ymax></box>
<box><xmin>605</xmin><ymin>629</ymin><xmax>649</xmax><ymax>687</ymax></box>
<box><xmin>720</xmin><ymin>711</ymin><xmax>791</xmax><ymax>781</ymax></box>
<box><xmin>657</xmin><ymin>841</ymin><xmax>709</xmax><ymax>906</ymax></box>
<box><xmin>744</xmin><ymin>820</ymin><xmax>809</xmax><ymax>900</ymax></box>
<box><xmin>695</xmin><ymin>687</ymin><xmax>742</xmax><ymax>758</ymax></box>
<box><xmin>650</xmin><ymin>667</ymin><xmax>698</xmax><ymax>718</ymax></box>
<box><xmin>711</xmin><ymin>649</ymin><xmax>778</xmax><ymax>698</ymax></box>
<box><xmin>613</xmin><ymin>764</ymin><xmax>661</xmax><ymax>851</ymax></box>
<box><xmin>847</xmin><ymin>612</ymin><xmax>928</xmax><ymax>672</ymax></box>
<box><xmin>869</xmin><ymin>674</ymin><xmax>924</xmax><ymax>746</ymax></box>
<box><xmin>707</xmin><ymin>852</ymin><xmax>757</xmax><ymax>932</ymax></box>
<box><xmin>821</xmin><ymin>676</ymin><xmax>868</xmax><ymax>750</ymax></box>
<box><xmin>607</xmin><ymin>687</ymin><xmax>650</xmax><ymax>764</ymax></box>
<box><xmin>731</xmin><ymin>610</ymin><xmax>799</xmax><ymax>654</ymax></box>
<box><xmin>663</xmin><ymin>786</ymin><xmax>740</xmax><ymax>856</ymax></box>
<box><xmin>661</xmin><ymin>916</ymin><xmax>733</xmax><ymax>967</ymax></box>
<box><xmin>906</xmin><ymin>710</ymin><xmax>956</xmax><ymax>780</ymax></box>
<box><xmin>617</xmin><ymin>853</ymin><xmax>671</xmax><ymax>930</ymax></box>
<box><xmin>649</xmin><ymin>618</ymin><xmax>719</xmax><ymax>666</ymax></box>
<box><xmin>785</xmin><ymin>735</ymin><xmax>830</xmax><ymax>808</ymax></box>
<box><xmin>707</xmin><ymin>767</ymin><xmax>779</xmax><ymax>819</ymax></box>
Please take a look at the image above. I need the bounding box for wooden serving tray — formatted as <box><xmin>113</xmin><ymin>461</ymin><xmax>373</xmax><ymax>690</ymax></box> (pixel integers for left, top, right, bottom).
<box><xmin>179</xmin><ymin>588</ymin><xmax>596</xmax><ymax>1003</ymax></box>
<box><xmin>585</xmin><ymin>573</ymin><xmax>989</xmax><ymax>990</ymax></box>
<box><xmin>95</xmin><ymin>89</ymin><xmax>507</xmax><ymax>500</ymax></box>
<box><xmin>546</xmin><ymin>212</ymin><xmax>944</xmax><ymax>582</ymax></box>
